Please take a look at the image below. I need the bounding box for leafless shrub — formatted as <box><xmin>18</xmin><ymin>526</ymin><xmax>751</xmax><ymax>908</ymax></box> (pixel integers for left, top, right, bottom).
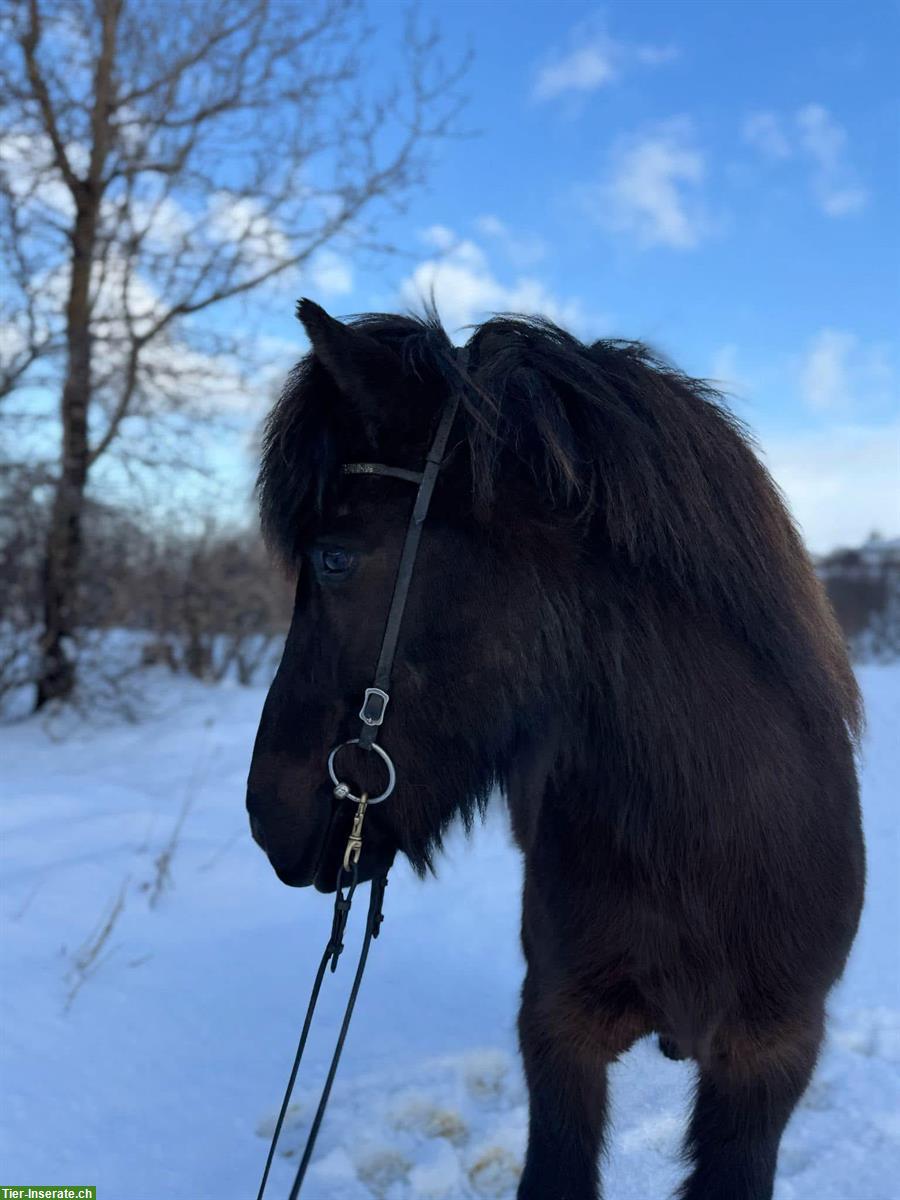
<box><xmin>143</xmin><ymin>724</ymin><xmax>213</xmax><ymax>908</ymax></box>
<box><xmin>0</xmin><ymin>472</ymin><xmax>293</xmax><ymax>716</ymax></box>
<box><xmin>64</xmin><ymin>875</ymin><xmax>130</xmax><ymax>1011</ymax></box>
<box><xmin>0</xmin><ymin>463</ymin><xmax>48</xmax><ymax>713</ymax></box>
<box><xmin>136</xmin><ymin>519</ymin><xmax>294</xmax><ymax>685</ymax></box>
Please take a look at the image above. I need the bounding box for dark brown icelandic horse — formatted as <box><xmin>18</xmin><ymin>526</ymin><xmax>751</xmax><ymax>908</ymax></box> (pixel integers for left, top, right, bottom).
<box><xmin>247</xmin><ymin>300</ymin><xmax>865</xmax><ymax>1200</ymax></box>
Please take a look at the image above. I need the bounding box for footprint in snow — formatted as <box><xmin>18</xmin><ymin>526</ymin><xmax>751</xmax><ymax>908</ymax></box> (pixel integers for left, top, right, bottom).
<box><xmin>254</xmin><ymin>1100</ymin><xmax>308</xmax><ymax>1152</ymax></box>
<box><xmin>464</xmin><ymin>1051</ymin><xmax>516</xmax><ymax>1104</ymax></box>
<box><xmin>388</xmin><ymin>1090</ymin><xmax>469</xmax><ymax>1146</ymax></box>
<box><xmin>355</xmin><ymin>1146</ymin><xmax>412</xmax><ymax>1198</ymax></box>
<box><xmin>466</xmin><ymin>1144</ymin><xmax>522</xmax><ymax>1197</ymax></box>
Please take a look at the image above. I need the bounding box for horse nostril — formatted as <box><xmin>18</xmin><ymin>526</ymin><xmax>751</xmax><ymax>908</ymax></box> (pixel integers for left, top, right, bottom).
<box><xmin>249</xmin><ymin>813</ymin><xmax>267</xmax><ymax>851</ymax></box>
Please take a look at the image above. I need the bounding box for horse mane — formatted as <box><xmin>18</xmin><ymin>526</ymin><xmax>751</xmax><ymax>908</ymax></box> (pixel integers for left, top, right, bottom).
<box><xmin>259</xmin><ymin>310</ymin><xmax>862</xmax><ymax>742</ymax></box>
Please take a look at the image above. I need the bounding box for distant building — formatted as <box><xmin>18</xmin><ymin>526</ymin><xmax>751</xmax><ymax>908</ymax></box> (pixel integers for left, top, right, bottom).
<box><xmin>817</xmin><ymin>535</ymin><xmax>900</xmax><ymax>662</ymax></box>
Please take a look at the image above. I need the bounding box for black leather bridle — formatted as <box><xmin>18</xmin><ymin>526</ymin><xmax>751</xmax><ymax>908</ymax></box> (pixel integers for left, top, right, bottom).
<box><xmin>256</xmin><ymin>351</ymin><xmax>466</xmax><ymax>1200</ymax></box>
<box><xmin>326</xmin><ymin>383</ymin><xmax>463</xmax><ymax>808</ymax></box>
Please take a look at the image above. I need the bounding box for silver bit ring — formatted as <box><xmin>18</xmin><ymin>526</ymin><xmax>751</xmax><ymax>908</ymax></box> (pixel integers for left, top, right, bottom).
<box><xmin>327</xmin><ymin>739</ymin><xmax>396</xmax><ymax>804</ymax></box>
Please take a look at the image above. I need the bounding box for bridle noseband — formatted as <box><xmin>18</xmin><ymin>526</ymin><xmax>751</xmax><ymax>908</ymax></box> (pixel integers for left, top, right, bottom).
<box><xmin>256</xmin><ymin>347</ymin><xmax>468</xmax><ymax>1200</ymax></box>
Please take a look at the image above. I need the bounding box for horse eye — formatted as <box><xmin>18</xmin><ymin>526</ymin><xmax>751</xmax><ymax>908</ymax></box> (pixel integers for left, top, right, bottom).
<box><xmin>316</xmin><ymin>547</ymin><xmax>355</xmax><ymax>578</ymax></box>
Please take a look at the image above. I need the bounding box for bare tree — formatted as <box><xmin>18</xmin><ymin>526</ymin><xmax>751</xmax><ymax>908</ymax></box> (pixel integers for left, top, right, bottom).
<box><xmin>0</xmin><ymin>0</ymin><xmax>466</xmax><ymax>706</ymax></box>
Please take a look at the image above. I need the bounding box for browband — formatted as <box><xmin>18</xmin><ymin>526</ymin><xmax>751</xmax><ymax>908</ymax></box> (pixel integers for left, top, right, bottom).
<box><xmin>342</xmin><ymin>463</ymin><xmax>423</xmax><ymax>485</ymax></box>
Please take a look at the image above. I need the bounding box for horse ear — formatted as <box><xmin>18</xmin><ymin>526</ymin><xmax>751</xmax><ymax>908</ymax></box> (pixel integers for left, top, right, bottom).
<box><xmin>296</xmin><ymin>298</ymin><xmax>401</xmax><ymax>425</ymax></box>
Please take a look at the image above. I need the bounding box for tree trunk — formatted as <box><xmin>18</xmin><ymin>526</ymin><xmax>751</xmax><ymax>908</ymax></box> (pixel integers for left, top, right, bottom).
<box><xmin>36</xmin><ymin>205</ymin><xmax>96</xmax><ymax>708</ymax></box>
<box><xmin>34</xmin><ymin>0</ymin><xmax>120</xmax><ymax>709</ymax></box>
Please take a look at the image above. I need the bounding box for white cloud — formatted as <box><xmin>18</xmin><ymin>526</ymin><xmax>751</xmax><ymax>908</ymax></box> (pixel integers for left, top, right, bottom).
<box><xmin>818</xmin><ymin>186</ymin><xmax>868</xmax><ymax>218</ymax></box>
<box><xmin>23</xmin><ymin>246</ymin><xmax>257</xmax><ymax>415</ymax></box>
<box><xmin>799</xmin><ymin>328</ymin><xmax>895</xmax><ymax>416</ymax></box>
<box><xmin>761</xmin><ymin>421</ymin><xmax>900</xmax><ymax>553</ymax></box>
<box><xmin>130</xmin><ymin>194</ymin><xmax>193</xmax><ymax>248</ymax></box>
<box><xmin>743</xmin><ymin>104</ymin><xmax>868</xmax><ymax>218</ymax></box>
<box><xmin>708</xmin><ymin>343</ymin><xmax>753</xmax><ymax>395</ymax></box>
<box><xmin>800</xmin><ymin>329</ymin><xmax>857</xmax><ymax>413</ymax></box>
<box><xmin>474</xmin><ymin>215</ymin><xmax>546</xmax><ymax>267</ymax></box>
<box><xmin>421</xmin><ymin>224</ymin><xmax>458</xmax><ymax>253</ymax></box>
<box><xmin>796</xmin><ymin>104</ymin><xmax>868</xmax><ymax>216</ymax></box>
<box><xmin>80</xmin><ymin>254</ymin><xmax>255</xmax><ymax>412</ymax></box>
<box><xmin>534</xmin><ymin>42</ymin><xmax>618</xmax><ymax>100</ymax></box>
<box><xmin>0</xmin><ymin>129</ymin><xmax>76</xmax><ymax>218</ymax></box>
<box><xmin>472</xmin><ymin>215</ymin><xmax>505</xmax><ymax>239</ymax></box>
<box><xmin>705</xmin><ymin>337</ymin><xmax>898</xmax><ymax>549</ymax></box>
<box><xmin>399</xmin><ymin>228</ymin><xmax>601</xmax><ymax>339</ymax></box>
<box><xmin>796</xmin><ymin>105</ymin><xmax>850</xmax><ymax>173</ymax></box>
<box><xmin>742</xmin><ymin>111</ymin><xmax>792</xmax><ymax>161</ymax></box>
<box><xmin>208</xmin><ymin>192</ymin><xmax>291</xmax><ymax>268</ymax></box>
<box><xmin>305</xmin><ymin>248</ymin><xmax>353</xmax><ymax>297</ymax></box>
<box><xmin>590</xmin><ymin>119</ymin><xmax>711</xmax><ymax>250</ymax></box>
<box><xmin>634</xmin><ymin>43</ymin><xmax>680</xmax><ymax>66</ymax></box>
<box><xmin>533</xmin><ymin>25</ymin><xmax>677</xmax><ymax>101</ymax></box>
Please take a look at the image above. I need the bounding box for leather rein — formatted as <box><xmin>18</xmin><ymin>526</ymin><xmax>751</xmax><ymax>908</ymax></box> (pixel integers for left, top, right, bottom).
<box><xmin>255</xmin><ymin>352</ymin><xmax>466</xmax><ymax>1199</ymax></box>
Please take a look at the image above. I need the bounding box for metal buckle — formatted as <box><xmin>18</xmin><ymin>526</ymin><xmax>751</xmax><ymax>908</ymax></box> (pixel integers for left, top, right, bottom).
<box><xmin>359</xmin><ymin>687</ymin><xmax>390</xmax><ymax>727</ymax></box>
<box><xmin>327</xmin><ymin>739</ymin><xmax>396</xmax><ymax>805</ymax></box>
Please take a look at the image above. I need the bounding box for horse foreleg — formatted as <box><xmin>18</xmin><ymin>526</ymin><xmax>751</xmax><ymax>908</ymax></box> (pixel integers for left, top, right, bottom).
<box><xmin>517</xmin><ymin>971</ymin><xmax>645</xmax><ymax>1200</ymax></box>
<box><xmin>677</xmin><ymin>1008</ymin><xmax>823</xmax><ymax>1200</ymax></box>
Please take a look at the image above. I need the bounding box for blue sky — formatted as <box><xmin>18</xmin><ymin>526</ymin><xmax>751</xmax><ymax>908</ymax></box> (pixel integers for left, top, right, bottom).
<box><xmin>218</xmin><ymin>1</ymin><xmax>899</xmax><ymax>552</ymax></box>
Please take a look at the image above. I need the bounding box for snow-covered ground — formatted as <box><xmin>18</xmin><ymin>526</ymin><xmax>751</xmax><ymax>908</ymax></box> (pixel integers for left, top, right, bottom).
<box><xmin>1</xmin><ymin>666</ymin><xmax>897</xmax><ymax>1200</ymax></box>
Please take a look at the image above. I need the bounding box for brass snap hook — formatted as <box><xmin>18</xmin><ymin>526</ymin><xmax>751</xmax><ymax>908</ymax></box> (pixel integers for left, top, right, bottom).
<box><xmin>342</xmin><ymin>792</ymin><xmax>368</xmax><ymax>873</ymax></box>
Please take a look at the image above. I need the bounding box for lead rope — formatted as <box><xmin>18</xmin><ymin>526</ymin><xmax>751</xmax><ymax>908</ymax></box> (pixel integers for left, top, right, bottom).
<box><xmin>258</xmin><ymin>353</ymin><xmax>469</xmax><ymax>1197</ymax></box>
<box><xmin>256</xmin><ymin>799</ymin><xmax>387</xmax><ymax>1200</ymax></box>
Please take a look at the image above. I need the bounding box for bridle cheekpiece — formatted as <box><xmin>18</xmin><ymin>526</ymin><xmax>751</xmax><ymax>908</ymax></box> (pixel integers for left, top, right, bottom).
<box><xmin>325</xmin><ymin>355</ymin><xmax>465</xmax><ymax>811</ymax></box>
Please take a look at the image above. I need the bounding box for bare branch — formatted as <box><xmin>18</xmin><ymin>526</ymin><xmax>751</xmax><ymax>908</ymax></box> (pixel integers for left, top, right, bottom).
<box><xmin>19</xmin><ymin>0</ymin><xmax>81</xmax><ymax>196</ymax></box>
<box><xmin>86</xmin><ymin>0</ymin><xmax>121</xmax><ymax>192</ymax></box>
<box><xmin>2</xmin><ymin>0</ymin><xmax>470</xmax><ymax>705</ymax></box>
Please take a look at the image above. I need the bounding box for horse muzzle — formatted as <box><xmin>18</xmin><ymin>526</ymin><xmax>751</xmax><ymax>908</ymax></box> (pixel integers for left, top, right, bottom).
<box><xmin>247</xmin><ymin>784</ymin><xmax>395</xmax><ymax>892</ymax></box>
